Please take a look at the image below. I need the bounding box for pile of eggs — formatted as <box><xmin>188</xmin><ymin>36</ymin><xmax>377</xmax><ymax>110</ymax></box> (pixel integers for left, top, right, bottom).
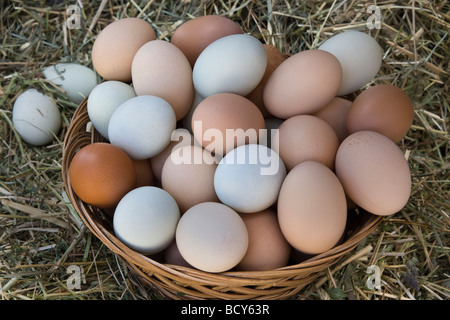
<box><xmin>66</xmin><ymin>16</ymin><xmax>414</xmax><ymax>273</ymax></box>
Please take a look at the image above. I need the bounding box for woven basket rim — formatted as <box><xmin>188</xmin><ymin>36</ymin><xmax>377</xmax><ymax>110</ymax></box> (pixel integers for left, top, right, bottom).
<box><xmin>61</xmin><ymin>95</ymin><xmax>383</xmax><ymax>299</ymax></box>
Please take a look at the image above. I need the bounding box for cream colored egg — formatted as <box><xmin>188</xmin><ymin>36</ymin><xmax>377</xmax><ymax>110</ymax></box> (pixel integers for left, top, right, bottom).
<box><xmin>176</xmin><ymin>202</ymin><xmax>248</xmax><ymax>273</ymax></box>
<box><xmin>91</xmin><ymin>18</ymin><xmax>156</xmax><ymax>82</ymax></box>
<box><xmin>132</xmin><ymin>40</ymin><xmax>194</xmax><ymax>120</ymax></box>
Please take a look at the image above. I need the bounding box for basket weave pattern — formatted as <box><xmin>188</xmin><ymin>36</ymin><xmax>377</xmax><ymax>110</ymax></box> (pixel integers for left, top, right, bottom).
<box><xmin>62</xmin><ymin>98</ymin><xmax>383</xmax><ymax>300</ymax></box>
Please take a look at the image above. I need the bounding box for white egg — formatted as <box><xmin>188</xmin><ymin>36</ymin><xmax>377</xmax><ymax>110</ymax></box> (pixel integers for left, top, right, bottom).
<box><xmin>108</xmin><ymin>95</ymin><xmax>176</xmax><ymax>159</ymax></box>
<box><xmin>113</xmin><ymin>186</ymin><xmax>180</xmax><ymax>255</ymax></box>
<box><xmin>193</xmin><ymin>34</ymin><xmax>267</xmax><ymax>98</ymax></box>
<box><xmin>12</xmin><ymin>89</ymin><xmax>61</xmax><ymax>146</ymax></box>
<box><xmin>87</xmin><ymin>80</ymin><xmax>136</xmax><ymax>139</ymax></box>
<box><xmin>43</xmin><ymin>63</ymin><xmax>98</xmax><ymax>104</ymax></box>
<box><xmin>176</xmin><ymin>202</ymin><xmax>248</xmax><ymax>273</ymax></box>
<box><xmin>214</xmin><ymin>144</ymin><xmax>286</xmax><ymax>213</ymax></box>
<box><xmin>318</xmin><ymin>30</ymin><xmax>383</xmax><ymax>96</ymax></box>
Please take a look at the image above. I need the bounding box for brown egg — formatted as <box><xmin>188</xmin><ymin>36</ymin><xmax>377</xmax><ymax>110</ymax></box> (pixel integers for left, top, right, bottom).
<box><xmin>171</xmin><ymin>15</ymin><xmax>243</xmax><ymax>68</ymax></box>
<box><xmin>191</xmin><ymin>93</ymin><xmax>265</xmax><ymax>157</ymax></box>
<box><xmin>335</xmin><ymin>131</ymin><xmax>411</xmax><ymax>216</ymax></box>
<box><xmin>346</xmin><ymin>84</ymin><xmax>414</xmax><ymax>143</ymax></box>
<box><xmin>132</xmin><ymin>40</ymin><xmax>194</xmax><ymax>120</ymax></box>
<box><xmin>68</xmin><ymin>143</ymin><xmax>137</xmax><ymax>209</ymax></box>
<box><xmin>263</xmin><ymin>49</ymin><xmax>343</xmax><ymax>119</ymax></box>
<box><xmin>236</xmin><ymin>209</ymin><xmax>291</xmax><ymax>271</ymax></box>
<box><xmin>150</xmin><ymin>128</ymin><xmax>194</xmax><ymax>182</ymax></box>
<box><xmin>246</xmin><ymin>44</ymin><xmax>286</xmax><ymax>117</ymax></box>
<box><xmin>161</xmin><ymin>145</ymin><xmax>219</xmax><ymax>214</ymax></box>
<box><xmin>277</xmin><ymin>161</ymin><xmax>347</xmax><ymax>255</ymax></box>
<box><xmin>132</xmin><ymin>159</ymin><xmax>155</xmax><ymax>187</ymax></box>
<box><xmin>91</xmin><ymin>18</ymin><xmax>156</xmax><ymax>82</ymax></box>
<box><xmin>313</xmin><ymin>97</ymin><xmax>352</xmax><ymax>142</ymax></box>
<box><xmin>272</xmin><ymin>114</ymin><xmax>339</xmax><ymax>171</ymax></box>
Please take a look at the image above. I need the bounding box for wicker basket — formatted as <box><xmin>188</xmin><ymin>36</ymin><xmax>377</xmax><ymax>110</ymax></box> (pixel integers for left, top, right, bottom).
<box><xmin>61</xmin><ymin>97</ymin><xmax>383</xmax><ymax>300</ymax></box>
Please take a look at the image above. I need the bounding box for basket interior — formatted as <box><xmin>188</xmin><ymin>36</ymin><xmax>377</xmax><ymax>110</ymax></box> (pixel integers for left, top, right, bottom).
<box><xmin>61</xmin><ymin>97</ymin><xmax>383</xmax><ymax>299</ymax></box>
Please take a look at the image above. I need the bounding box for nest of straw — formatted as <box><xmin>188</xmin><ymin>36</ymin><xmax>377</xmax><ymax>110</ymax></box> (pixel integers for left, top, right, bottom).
<box><xmin>1</xmin><ymin>0</ymin><xmax>449</xmax><ymax>300</ymax></box>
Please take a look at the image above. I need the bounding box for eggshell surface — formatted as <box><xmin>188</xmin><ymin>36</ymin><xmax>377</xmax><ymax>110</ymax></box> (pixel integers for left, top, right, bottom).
<box><xmin>68</xmin><ymin>142</ymin><xmax>137</xmax><ymax>209</ymax></box>
<box><xmin>132</xmin><ymin>40</ymin><xmax>194</xmax><ymax>120</ymax></box>
<box><xmin>318</xmin><ymin>30</ymin><xmax>383</xmax><ymax>96</ymax></box>
<box><xmin>162</xmin><ymin>145</ymin><xmax>219</xmax><ymax>213</ymax></box>
<box><xmin>87</xmin><ymin>80</ymin><xmax>136</xmax><ymax>140</ymax></box>
<box><xmin>171</xmin><ymin>15</ymin><xmax>243</xmax><ymax>67</ymax></box>
<box><xmin>346</xmin><ymin>84</ymin><xmax>414</xmax><ymax>143</ymax></box>
<box><xmin>193</xmin><ymin>34</ymin><xmax>267</xmax><ymax>98</ymax></box>
<box><xmin>108</xmin><ymin>95</ymin><xmax>176</xmax><ymax>160</ymax></box>
<box><xmin>236</xmin><ymin>209</ymin><xmax>291</xmax><ymax>271</ymax></box>
<box><xmin>12</xmin><ymin>89</ymin><xmax>61</xmax><ymax>146</ymax></box>
<box><xmin>214</xmin><ymin>144</ymin><xmax>286</xmax><ymax>213</ymax></box>
<box><xmin>277</xmin><ymin>161</ymin><xmax>347</xmax><ymax>255</ymax></box>
<box><xmin>92</xmin><ymin>18</ymin><xmax>156</xmax><ymax>82</ymax></box>
<box><xmin>272</xmin><ymin>115</ymin><xmax>339</xmax><ymax>171</ymax></box>
<box><xmin>191</xmin><ymin>93</ymin><xmax>265</xmax><ymax>156</ymax></box>
<box><xmin>113</xmin><ymin>186</ymin><xmax>180</xmax><ymax>255</ymax></box>
<box><xmin>335</xmin><ymin>131</ymin><xmax>411</xmax><ymax>216</ymax></box>
<box><xmin>176</xmin><ymin>202</ymin><xmax>248</xmax><ymax>273</ymax></box>
<box><xmin>263</xmin><ymin>49</ymin><xmax>342</xmax><ymax>119</ymax></box>
<box><xmin>43</xmin><ymin>63</ymin><xmax>98</xmax><ymax>104</ymax></box>
<box><xmin>313</xmin><ymin>97</ymin><xmax>352</xmax><ymax>142</ymax></box>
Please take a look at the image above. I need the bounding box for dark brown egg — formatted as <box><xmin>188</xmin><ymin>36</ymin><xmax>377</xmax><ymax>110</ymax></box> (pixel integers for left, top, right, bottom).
<box><xmin>68</xmin><ymin>143</ymin><xmax>136</xmax><ymax>209</ymax></box>
<box><xmin>346</xmin><ymin>84</ymin><xmax>414</xmax><ymax>143</ymax></box>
